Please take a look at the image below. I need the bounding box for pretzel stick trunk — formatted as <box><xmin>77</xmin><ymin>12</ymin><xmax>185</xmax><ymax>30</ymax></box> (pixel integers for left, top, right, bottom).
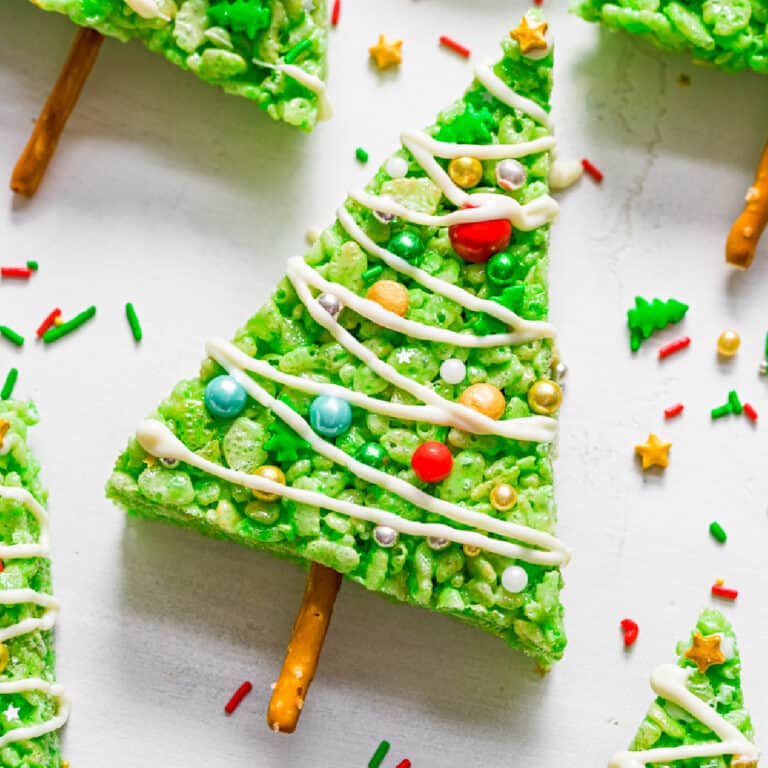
<box><xmin>726</xmin><ymin>140</ymin><xmax>768</xmax><ymax>269</ymax></box>
<box><xmin>267</xmin><ymin>563</ymin><xmax>342</xmax><ymax>734</ymax></box>
<box><xmin>11</xmin><ymin>27</ymin><xmax>104</xmax><ymax>197</ymax></box>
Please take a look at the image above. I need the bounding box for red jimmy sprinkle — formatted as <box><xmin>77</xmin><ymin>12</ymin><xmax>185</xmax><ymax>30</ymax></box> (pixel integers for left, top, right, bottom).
<box><xmin>224</xmin><ymin>681</ymin><xmax>253</xmax><ymax>714</ymax></box>
<box><xmin>331</xmin><ymin>0</ymin><xmax>340</xmax><ymax>26</ymax></box>
<box><xmin>1</xmin><ymin>267</ymin><xmax>33</xmax><ymax>279</ymax></box>
<box><xmin>664</xmin><ymin>403</ymin><xmax>684</xmax><ymax>419</ymax></box>
<box><xmin>395</xmin><ymin>761</ymin><xmax>412</xmax><ymax>768</ymax></box>
<box><xmin>36</xmin><ymin>308</ymin><xmax>62</xmax><ymax>339</ymax></box>
<box><xmin>620</xmin><ymin>618</ymin><xmax>639</xmax><ymax>648</ymax></box>
<box><xmin>711</xmin><ymin>584</ymin><xmax>738</xmax><ymax>601</ymax></box>
<box><xmin>439</xmin><ymin>35</ymin><xmax>471</xmax><ymax>58</ymax></box>
<box><xmin>658</xmin><ymin>336</ymin><xmax>691</xmax><ymax>360</ymax></box>
<box><xmin>743</xmin><ymin>403</ymin><xmax>758</xmax><ymax>422</ymax></box>
<box><xmin>581</xmin><ymin>158</ymin><xmax>603</xmax><ymax>183</ymax></box>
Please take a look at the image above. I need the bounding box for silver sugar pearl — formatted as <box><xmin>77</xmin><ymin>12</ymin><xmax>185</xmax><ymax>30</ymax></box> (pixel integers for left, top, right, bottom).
<box><xmin>760</xmin><ymin>360</ymin><xmax>768</xmax><ymax>376</ymax></box>
<box><xmin>373</xmin><ymin>526</ymin><xmax>398</xmax><ymax>547</ymax></box>
<box><xmin>427</xmin><ymin>536</ymin><xmax>450</xmax><ymax>551</ymax></box>
<box><xmin>373</xmin><ymin>209</ymin><xmax>396</xmax><ymax>224</ymax></box>
<box><xmin>159</xmin><ymin>457</ymin><xmax>180</xmax><ymax>468</ymax></box>
<box><xmin>495</xmin><ymin>159</ymin><xmax>527</xmax><ymax>192</ymax></box>
<box><xmin>555</xmin><ymin>362</ymin><xmax>568</xmax><ymax>380</ymax></box>
<box><xmin>318</xmin><ymin>292</ymin><xmax>342</xmax><ymax>320</ymax></box>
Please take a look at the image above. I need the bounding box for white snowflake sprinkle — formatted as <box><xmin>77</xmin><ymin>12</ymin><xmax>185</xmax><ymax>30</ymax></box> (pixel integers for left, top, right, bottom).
<box><xmin>395</xmin><ymin>348</ymin><xmax>414</xmax><ymax>364</ymax></box>
<box><xmin>3</xmin><ymin>704</ymin><xmax>20</xmax><ymax>721</ymax></box>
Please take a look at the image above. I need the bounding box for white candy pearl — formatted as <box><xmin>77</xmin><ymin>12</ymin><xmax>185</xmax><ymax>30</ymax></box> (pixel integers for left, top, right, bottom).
<box><xmin>501</xmin><ymin>565</ymin><xmax>528</xmax><ymax>593</ymax></box>
<box><xmin>440</xmin><ymin>358</ymin><xmax>466</xmax><ymax>385</ymax></box>
<box><xmin>385</xmin><ymin>156</ymin><xmax>408</xmax><ymax>179</ymax></box>
<box><xmin>495</xmin><ymin>159</ymin><xmax>527</xmax><ymax>191</ymax></box>
<box><xmin>373</xmin><ymin>526</ymin><xmax>398</xmax><ymax>547</ymax></box>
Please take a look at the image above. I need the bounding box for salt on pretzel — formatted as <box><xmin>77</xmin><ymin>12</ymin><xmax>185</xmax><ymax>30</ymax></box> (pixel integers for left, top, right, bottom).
<box><xmin>726</xmin><ymin>140</ymin><xmax>768</xmax><ymax>269</ymax></box>
<box><xmin>267</xmin><ymin>563</ymin><xmax>342</xmax><ymax>733</ymax></box>
<box><xmin>11</xmin><ymin>27</ymin><xmax>103</xmax><ymax>197</ymax></box>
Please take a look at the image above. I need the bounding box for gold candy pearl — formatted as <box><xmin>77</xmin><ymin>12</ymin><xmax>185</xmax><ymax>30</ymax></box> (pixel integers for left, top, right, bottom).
<box><xmin>490</xmin><ymin>483</ymin><xmax>517</xmax><ymax>512</ymax></box>
<box><xmin>527</xmin><ymin>379</ymin><xmax>563</xmax><ymax>415</ymax></box>
<box><xmin>448</xmin><ymin>156</ymin><xmax>483</xmax><ymax>189</ymax></box>
<box><xmin>716</xmin><ymin>329</ymin><xmax>741</xmax><ymax>357</ymax></box>
<box><xmin>251</xmin><ymin>465</ymin><xmax>286</xmax><ymax>501</ymax></box>
<box><xmin>0</xmin><ymin>644</ymin><xmax>8</xmax><ymax>674</ymax></box>
<box><xmin>462</xmin><ymin>544</ymin><xmax>481</xmax><ymax>557</ymax></box>
<box><xmin>366</xmin><ymin>279</ymin><xmax>409</xmax><ymax>316</ymax></box>
<box><xmin>458</xmin><ymin>383</ymin><xmax>506</xmax><ymax>420</ymax></box>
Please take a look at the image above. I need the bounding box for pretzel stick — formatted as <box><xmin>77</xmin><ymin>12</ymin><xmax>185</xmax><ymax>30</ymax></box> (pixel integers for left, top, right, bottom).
<box><xmin>11</xmin><ymin>27</ymin><xmax>104</xmax><ymax>197</ymax></box>
<box><xmin>267</xmin><ymin>563</ymin><xmax>342</xmax><ymax>733</ymax></box>
<box><xmin>726</xmin><ymin>140</ymin><xmax>768</xmax><ymax>269</ymax></box>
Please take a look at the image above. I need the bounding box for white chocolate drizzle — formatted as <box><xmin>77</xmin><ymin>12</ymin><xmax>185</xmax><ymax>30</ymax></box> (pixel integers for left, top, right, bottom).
<box><xmin>609</xmin><ymin>664</ymin><xmax>760</xmax><ymax>767</ymax></box>
<box><xmin>0</xmin><ymin>486</ymin><xmax>69</xmax><ymax>746</ymax></box>
<box><xmin>253</xmin><ymin>59</ymin><xmax>331</xmax><ymax>120</ymax></box>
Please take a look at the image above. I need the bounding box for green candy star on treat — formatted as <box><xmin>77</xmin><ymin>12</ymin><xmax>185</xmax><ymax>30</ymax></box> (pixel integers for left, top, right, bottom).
<box><xmin>208</xmin><ymin>0</ymin><xmax>271</xmax><ymax>40</ymax></box>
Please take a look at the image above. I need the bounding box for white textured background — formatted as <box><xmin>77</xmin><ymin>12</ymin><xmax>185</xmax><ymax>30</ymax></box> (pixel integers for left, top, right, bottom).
<box><xmin>2</xmin><ymin>1</ymin><xmax>768</xmax><ymax>765</ymax></box>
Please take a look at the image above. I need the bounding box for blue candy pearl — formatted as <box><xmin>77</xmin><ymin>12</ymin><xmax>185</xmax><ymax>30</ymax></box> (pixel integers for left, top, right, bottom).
<box><xmin>204</xmin><ymin>375</ymin><xmax>247</xmax><ymax>418</ymax></box>
<box><xmin>310</xmin><ymin>395</ymin><xmax>352</xmax><ymax>437</ymax></box>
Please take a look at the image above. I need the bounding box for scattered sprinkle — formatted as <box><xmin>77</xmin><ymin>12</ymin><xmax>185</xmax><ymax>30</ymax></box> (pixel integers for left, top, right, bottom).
<box><xmin>362</xmin><ymin>265</ymin><xmax>384</xmax><ymax>284</ymax></box>
<box><xmin>0</xmin><ymin>560</ymin><xmax>4</xmax><ymax>574</ymax></box>
<box><xmin>711</xmin><ymin>403</ymin><xmax>731</xmax><ymax>420</ymax></box>
<box><xmin>355</xmin><ymin>147</ymin><xmax>369</xmax><ymax>163</ymax></box>
<box><xmin>620</xmin><ymin>618</ymin><xmax>639</xmax><ymax>648</ymax></box>
<box><xmin>369</xmin><ymin>35</ymin><xmax>403</xmax><ymax>69</ymax></box>
<box><xmin>711</xmin><ymin>583</ymin><xmax>738</xmax><ymax>601</ymax></box>
<box><xmin>331</xmin><ymin>0</ymin><xmax>340</xmax><ymax>26</ymax></box>
<box><xmin>1</xmin><ymin>368</ymin><xmax>18</xmax><ymax>400</ymax></box>
<box><xmin>42</xmin><ymin>305</ymin><xmax>96</xmax><ymax>344</ymax></box>
<box><xmin>125</xmin><ymin>302</ymin><xmax>143</xmax><ymax>342</ymax></box>
<box><xmin>743</xmin><ymin>402</ymin><xmax>758</xmax><ymax>422</ymax></box>
<box><xmin>368</xmin><ymin>740</ymin><xmax>391</xmax><ymax>768</ymax></box>
<box><xmin>0</xmin><ymin>267</ymin><xmax>33</xmax><ymax>280</ymax></box>
<box><xmin>284</xmin><ymin>39</ymin><xmax>312</xmax><ymax>64</ymax></box>
<box><xmin>26</xmin><ymin>260</ymin><xmax>38</xmax><ymax>271</ymax></box>
<box><xmin>664</xmin><ymin>403</ymin><xmax>684</xmax><ymax>419</ymax></box>
<box><xmin>727</xmin><ymin>389</ymin><xmax>743</xmax><ymax>415</ymax></box>
<box><xmin>709</xmin><ymin>521</ymin><xmax>727</xmax><ymax>543</ymax></box>
<box><xmin>534</xmin><ymin>0</ymin><xmax>543</xmax><ymax>4</ymax></box>
<box><xmin>439</xmin><ymin>35</ymin><xmax>471</xmax><ymax>59</ymax></box>
<box><xmin>635</xmin><ymin>433</ymin><xmax>671</xmax><ymax>470</ymax></box>
<box><xmin>627</xmin><ymin>297</ymin><xmax>688</xmax><ymax>351</ymax></box>
<box><xmin>395</xmin><ymin>761</ymin><xmax>412</xmax><ymax>768</ymax></box>
<box><xmin>658</xmin><ymin>336</ymin><xmax>690</xmax><ymax>360</ymax></box>
<box><xmin>581</xmin><ymin>158</ymin><xmax>603</xmax><ymax>183</ymax></box>
<box><xmin>224</xmin><ymin>681</ymin><xmax>253</xmax><ymax>714</ymax></box>
<box><xmin>0</xmin><ymin>326</ymin><xmax>25</xmax><ymax>347</ymax></box>
<box><xmin>36</xmin><ymin>308</ymin><xmax>62</xmax><ymax>339</ymax></box>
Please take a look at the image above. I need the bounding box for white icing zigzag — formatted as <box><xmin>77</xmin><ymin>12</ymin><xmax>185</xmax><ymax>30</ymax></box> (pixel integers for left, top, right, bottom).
<box><xmin>136</xmin><ymin>62</ymin><xmax>572</xmax><ymax>567</ymax></box>
<box><xmin>609</xmin><ymin>664</ymin><xmax>760</xmax><ymax>767</ymax></box>
<box><xmin>0</xmin><ymin>487</ymin><xmax>71</xmax><ymax>748</ymax></box>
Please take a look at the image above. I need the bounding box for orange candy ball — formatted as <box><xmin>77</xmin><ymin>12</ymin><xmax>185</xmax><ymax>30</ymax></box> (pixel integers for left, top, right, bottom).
<box><xmin>366</xmin><ymin>280</ymin><xmax>409</xmax><ymax>316</ymax></box>
<box><xmin>458</xmin><ymin>383</ymin><xmax>506</xmax><ymax>420</ymax></box>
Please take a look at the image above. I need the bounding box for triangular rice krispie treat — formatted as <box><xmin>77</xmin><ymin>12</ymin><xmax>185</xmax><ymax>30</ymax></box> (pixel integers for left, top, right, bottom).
<box><xmin>107</xmin><ymin>11</ymin><xmax>572</xmax><ymax>669</ymax></box>
<box><xmin>30</xmin><ymin>0</ymin><xmax>330</xmax><ymax>130</ymax></box>
<box><xmin>0</xmin><ymin>401</ymin><xmax>69</xmax><ymax>767</ymax></box>
<box><xmin>609</xmin><ymin>609</ymin><xmax>759</xmax><ymax>767</ymax></box>
<box><xmin>571</xmin><ymin>0</ymin><xmax>768</xmax><ymax>75</ymax></box>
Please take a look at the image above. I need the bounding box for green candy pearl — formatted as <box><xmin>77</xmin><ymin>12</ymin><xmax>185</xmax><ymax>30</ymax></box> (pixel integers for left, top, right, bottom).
<box><xmin>388</xmin><ymin>230</ymin><xmax>424</xmax><ymax>263</ymax></box>
<box><xmin>356</xmin><ymin>442</ymin><xmax>388</xmax><ymax>468</ymax></box>
<box><xmin>486</xmin><ymin>252</ymin><xmax>517</xmax><ymax>287</ymax></box>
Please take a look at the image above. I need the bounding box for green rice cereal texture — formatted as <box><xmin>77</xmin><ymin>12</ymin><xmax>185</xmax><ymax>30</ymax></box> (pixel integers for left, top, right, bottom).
<box><xmin>108</xmin><ymin>22</ymin><xmax>568</xmax><ymax>668</ymax></box>
<box><xmin>625</xmin><ymin>609</ymin><xmax>756</xmax><ymax>766</ymax></box>
<box><xmin>0</xmin><ymin>401</ymin><xmax>63</xmax><ymax>768</ymax></box>
<box><xmin>572</xmin><ymin>0</ymin><xmax>768</xmax><ymax>73</ymax></box>
<box><xmin>31</xmin><ymin>0</ymin><xmax>328</xmax><ymax>130</ymax></box>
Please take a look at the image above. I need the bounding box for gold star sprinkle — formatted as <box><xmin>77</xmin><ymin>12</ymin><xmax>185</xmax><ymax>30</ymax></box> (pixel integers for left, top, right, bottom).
<box><xmin>0</xmin><ymin>420</ymin><xmax>8</xmax><ymax>449</ymax></box>
<box><xmin>369</xmin><ymin>34</ymin><xmax>402</xmax><ymax>69</ymax></box>
<box><xmin>142</xmin><ymin>455</ymin><xmax>157</xmax><ymax>467</ymax></box>
<box><xmin>509</xmin><ymin>17</ymin><xmax>549</xmax><ymax>55</ymax></box>
<box><xmin>634</xmin><ymin>433</ymin><xmax>671</xmax><ymax>470</ymax></box>
<box><xmin>684</xmin><ymin>632</ymin><xmax>726</xmax><ymax>673</ymax></box>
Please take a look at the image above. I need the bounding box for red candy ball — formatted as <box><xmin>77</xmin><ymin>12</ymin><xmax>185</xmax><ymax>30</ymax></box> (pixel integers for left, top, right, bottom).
<box><xmin>411</xmin><ymin>441</ymin><xmax>453</xmax><ymax>483</ymax></box>
<box><xmin>448</xmin><ymin>206</ymin><xmax>512</xmax><ymax>263</ymax></box>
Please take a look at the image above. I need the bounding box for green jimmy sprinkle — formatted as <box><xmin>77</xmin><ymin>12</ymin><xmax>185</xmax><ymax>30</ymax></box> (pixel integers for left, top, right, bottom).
<box><xmin>709</xmin><ymin>521</ymin><xmax>727</xmax><ymax>544</ymax></box>
<box><xmin>368</xmin><ymin>740</ymin><xmax>390</xmax><ymax>768</ymax></box>
<box><xmin>356</xmin><ymin>147</ymin><xmax>369</xmax><ymax>163</ymax></box>
<box><xmin>0</xmin><ymin>368</ymin><xmax>18</xmax><ymax>400</ymax></box>
<box><xmin>362</xmin><ymin>265</ymin><xmax>383</xmax><ymax>284</ymax></box>
<box><xmin>284</xmin><ymin>38</ymin><xmax>312</xmax><ymax>64</ymax></box>
<box><xmin>42</xmin><ymin>305</ymin><xmax>96</xmax><ymax>344</ymax></box>
<box><xmin>0</xmin><ymin>326</ymin><xmax>24</xmax><ymax>347</ymax></box>
<box><xmin>125</xmin><ymin>302</ymin><xmax>143</xmax><ymax>342</ymax></box>
<box><xmin>728</xmin><ymin>389</ymin><xmax>743</xmax><ymax>415</ymax></box>
<box><xmin>711</xmin><ymin>403</ymin><xmax>732</xmax><ymax>420</ymax></box>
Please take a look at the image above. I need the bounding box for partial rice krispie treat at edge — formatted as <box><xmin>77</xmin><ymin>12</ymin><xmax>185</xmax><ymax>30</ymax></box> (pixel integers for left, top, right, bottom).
<box><xmin>107</xmin><ymin>11</ymin><xmax>572</xmax><ymax>669</ymax></box>
<box><xmin>0</xmin><ymin>401</ymin><xmax>69</xmax><ymax>767</ymax></box>
<box><xmin>572</xmin><ymin>0</ymin><xmax>768</xmax><ymax>74</ymax></box>
<box><xmin>30</xmin><ymin>0</ymin><xmax>330</xmax><ymax>130</ymax></box>
<box><xmin>609</xmin><ymin>609</ymin><xmax>759</xmax><ymax>767</ymax></box>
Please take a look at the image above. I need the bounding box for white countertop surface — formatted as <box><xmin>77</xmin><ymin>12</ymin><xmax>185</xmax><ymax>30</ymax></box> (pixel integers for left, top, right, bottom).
<box><xmin>2</xmin><ymin>1</ymin><xmax>768</xmax><ymax>765</ymax></box>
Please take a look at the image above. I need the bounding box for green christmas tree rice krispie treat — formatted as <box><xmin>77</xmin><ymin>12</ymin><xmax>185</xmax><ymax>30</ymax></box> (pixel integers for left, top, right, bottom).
<box><xmin>0</xmin><ymin>401</ymin><xmax>69</xmax><ymax>767</ymax></box>
<box><xmin>30</xmin><ymin>0</ymin><xmax>330</xmax><ymax>130</ymax></box>
<box><xmin>572</xmin><ymin>0</ymin><xmax>768</xmax><ymax>74</ymax></box>
<box><xmin>108</xmin><ymin>12</ymin><xmax>572</xmax><ymax>671</ymax></box>
<box><xmin>609</xmin><ymin>609</ymin><xmax>759</xmax><ymax>767</ymax></box>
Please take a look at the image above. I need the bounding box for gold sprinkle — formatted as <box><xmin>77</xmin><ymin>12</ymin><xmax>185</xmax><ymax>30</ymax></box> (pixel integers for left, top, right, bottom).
<box><xmin>0</xmin><ymin>420</ymin><xmax>9</xmax><ymax>449</ymax></box>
